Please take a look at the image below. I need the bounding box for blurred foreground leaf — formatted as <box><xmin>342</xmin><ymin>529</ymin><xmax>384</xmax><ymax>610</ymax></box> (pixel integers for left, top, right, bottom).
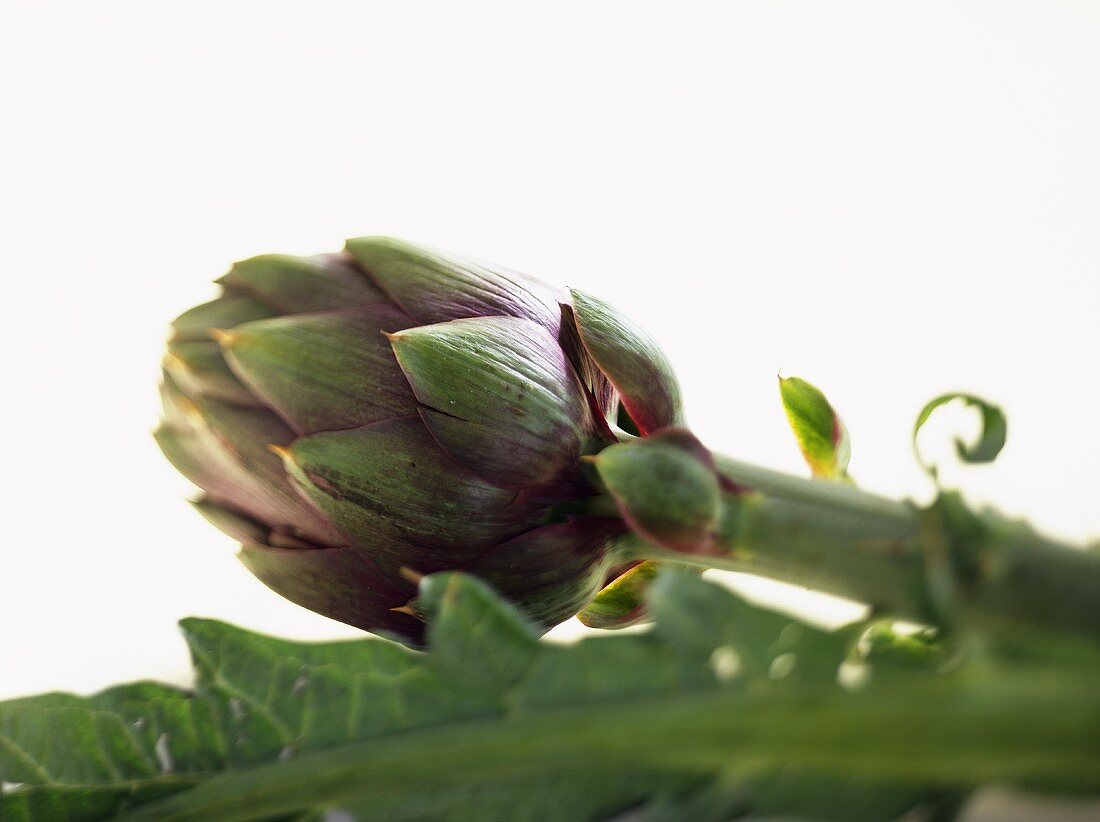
<box><xmin>3</xmin><ymin>573</ymin><xmax>1097</xmax><ymax>822</ymax></box>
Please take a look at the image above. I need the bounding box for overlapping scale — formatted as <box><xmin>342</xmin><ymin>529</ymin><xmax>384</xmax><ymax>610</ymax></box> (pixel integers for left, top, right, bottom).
<box><xmin>155</xmin><ymin>376</ymin><xmax>343</xmax><ymax>547</ymax></box>
<box><xmin>219</xmin><ymin>306</ymin><xmax>417</xmax><ymax>434</ymax></box>
<box><xmin>390</xmin><ymin>316</ymin><xmax>596</xmax><ymax>489</ymax></box>
<box><xmin>346</xmin><ymin>237</ymin><xmax>561</xmax><ymax>332</ymax></box>
<box><xmin>278</xmin><ymin>417</ymin><xmax>545</xmax><ymax>578</ymax></box>
<box><xmin>568</xmin><ymin>288</ymin><xmax>684</xmax><ymax>435</ymax></box>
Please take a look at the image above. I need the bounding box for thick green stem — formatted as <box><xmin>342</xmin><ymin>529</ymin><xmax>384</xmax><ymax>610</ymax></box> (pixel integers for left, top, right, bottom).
<box><xmin>635</xmin><ymin>455</ymin><xmax>1100</xmax><ymax>639</ymax></box>
<box><xmin>116</xmin><ymin>672</ymin><xmax>1099</xmax><ymax>821</ymax></box>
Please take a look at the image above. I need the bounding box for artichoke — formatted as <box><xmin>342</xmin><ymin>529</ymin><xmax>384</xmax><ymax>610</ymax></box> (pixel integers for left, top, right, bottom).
<box><xmin>157</xmin><ymin>238</ymin><xmax>683</xmax><ymax>643</ymax></box>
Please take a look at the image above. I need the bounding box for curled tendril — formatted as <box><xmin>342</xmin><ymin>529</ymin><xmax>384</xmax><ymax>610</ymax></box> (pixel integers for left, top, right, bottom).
<box><xmin>913</xmin><ymin>393</ymin><xmax>1007</xmax><ymax>481</ymax></box>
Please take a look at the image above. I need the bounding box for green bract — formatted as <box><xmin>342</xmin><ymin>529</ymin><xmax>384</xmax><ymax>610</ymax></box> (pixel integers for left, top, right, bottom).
<box><xmin>157</xmin><ymin>238</ymin><xmax>684</xmax><ymax>643</ymax></box>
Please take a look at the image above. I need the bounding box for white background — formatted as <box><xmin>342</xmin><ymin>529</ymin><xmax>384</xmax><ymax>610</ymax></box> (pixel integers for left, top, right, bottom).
<box><xmin>2</xmin><ymin>2</ymin><xmax>1098</xmax><ymax>703</ymax></box>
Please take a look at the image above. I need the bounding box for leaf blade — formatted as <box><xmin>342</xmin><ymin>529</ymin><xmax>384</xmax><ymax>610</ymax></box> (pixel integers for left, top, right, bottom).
<box><xmin>779</xmin><ymin>376</ymin><xmax>851</xmax><ymax>480</ymax></box>
<box><xmin>5</xmin><ymin>574</ymin><xmax>1098</xmax><ymax>822</ymax></box>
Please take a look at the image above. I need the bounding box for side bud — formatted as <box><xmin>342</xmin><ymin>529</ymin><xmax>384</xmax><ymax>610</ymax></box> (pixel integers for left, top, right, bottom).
<box><xmin>591</xmin><ymin>429</ymin><xmax>722</xmax><ymax>554</ymax></box>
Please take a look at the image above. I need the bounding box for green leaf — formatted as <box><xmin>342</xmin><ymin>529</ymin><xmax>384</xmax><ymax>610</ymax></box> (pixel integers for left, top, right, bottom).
<box><xmin>577</xmin><ymin>560</ymin><xmax>661</xmax><ymax>628</ymax></box>
<box><xmin>648</xmin><ymin>570</ymin><xmax>850</xmax><ymax>683</ymax></box>
<box><xmin>4</xmin><ymin>574</ymin><xmax>1098</xmax><ymax>822</ymax></box>
<box><xmin>913</xmin><ymin>393</ymin><xmax>1007</xmax><ymax>480</ymax></box>
<box><xmin>418</xmin><ymin>572</ymin><xmax>541</xmax><ymax>693</ymax></box>
<box><xmin>859</xmin><ymin>623</ymin><xmax>945</xmax><ymax>672</ymax></box>
<box><xmin>779</xmin><ymin>376</ymin><xmax>851</xmax><ymax>480</ymax></box>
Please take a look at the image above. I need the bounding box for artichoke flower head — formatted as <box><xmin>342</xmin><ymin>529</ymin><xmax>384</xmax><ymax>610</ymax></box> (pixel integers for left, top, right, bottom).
<box><xmin>157</xmin><ymin>238</ymin><xmax>683</xmax><ymax>644</ymax></box>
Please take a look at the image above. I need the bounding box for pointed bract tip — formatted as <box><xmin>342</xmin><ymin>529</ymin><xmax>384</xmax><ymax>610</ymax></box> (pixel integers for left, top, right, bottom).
<box><xmin>579</xmin><ymin>454</ymin><xmax>600</xmax><ymax>465</ymax></box>
<box><xmin>390</xmin><ymin>604</ymin><xmax>419</xmax><ymax>617</ymax></box>
<box><xmin>267</xmin><ymin>444</ymin><xmax>294</xmax><ymax>462</ymax></box>
<box><xmin>399</xmin><ymin>566</ymin><xmax>425</xmax><ymax>585</ymax></box>
<box><xmin>176</xmin><ymin>396</ymin><xmax>203</xmax><ymax>424</ymax></box>
<box><xmin>210</xmin><ymin>328</ymin><xmax>237</xmax><ymax>346</ymax></box>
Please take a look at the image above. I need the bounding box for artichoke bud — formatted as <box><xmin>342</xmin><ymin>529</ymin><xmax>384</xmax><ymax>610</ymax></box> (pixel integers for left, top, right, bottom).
<box><xmin>157</xmin><ymin>237</ymin><xmax>686</xmax><ymax>644</ymax></box>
